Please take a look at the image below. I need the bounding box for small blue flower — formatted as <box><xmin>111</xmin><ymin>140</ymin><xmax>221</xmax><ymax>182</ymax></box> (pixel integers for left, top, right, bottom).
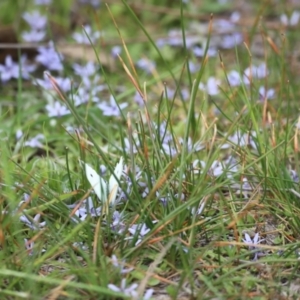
<box><xmin>97</xmin><ymin>95</ymin><xmax>128</xmax><ymax>116</ymax></box>
<box><xmin>0</xmin><ymin>56</ymin><xmax>19</xmax><ymax>82</ymax></box>
<box><xmin>22</xmin><ymin>29</ymin><xmax>46</xmax><ymax>42</ymax></box>
<box><xmin>36</xmin><ymin>42</ymin><xmax>64</xmax><ymax>71</ymax></box>
<box><xmin>243</xmin><ymin>232</ymin><xmax>264</xmax><ymax>260</ymax></box>
<box><xmin>46</xmin><ymin>100</ymin><xmax>70</xmax><ymax>117</ymax></box>
<box><xmin>35</xmin><ymin>0</ymin><xmax>52</xmax><ymax>4</ymax></box>
<box><xmin>23</xmin><ymin>11</ymin><xmax>47</xmax><ymax>30</ymax></box>
<box><xmin>73</xmin><ymin>25</ymin><xmax>101</xmax><ymax>44</ymax></box>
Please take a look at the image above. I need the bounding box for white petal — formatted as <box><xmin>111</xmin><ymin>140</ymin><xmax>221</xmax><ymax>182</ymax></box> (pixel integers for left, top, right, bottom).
<box><xmin>253</xmin><ymin>233</ymin><xmax>260</xmax><ymax>244</ymax></box>
<box><xmin>290</xmin><ymin>11</ymin><xmax>300</xmax><ymax>26</ymax></box>
<box><xmin>243</xmin><ymin>233</ymin><xmax>252</xmax><ymax>243</ymax></box>
<box><xmin>108</xmin><ymin>284</ymin><xmax>120</xmax><ymax>293</ymax></box>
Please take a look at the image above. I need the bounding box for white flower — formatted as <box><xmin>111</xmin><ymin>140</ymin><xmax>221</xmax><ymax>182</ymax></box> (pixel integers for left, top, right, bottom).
<box><xmin>111</xmin><ymin>255</ymin><xmax>133</xmax><ymax>274</ymax></box>
<box><xmin>193</xmin><ymin>46</ymin><xmax>217</xmax><ymax>57</ymax></box>
<box><xmin>127</xmin><ymin>221</ymin><xmax>157</xmax><ymax>246</ymax></box>
<box><xmin>22</xmin><ymin>29</ymin><xmax>46</xmax><ymax>42</ymax></box>
<box><xmin>108</xmin><ymin>279</ymin><xmax>153</xmax><ymax>299</ymax></box>
<box><xmin>108</xmin><ymin>279</ymin><xmax>138</xmax><ymax>298</ymax></box>
<box><xmin>228</xmin><ymin>130</ymin><xmax>257</xmax><ymax>149</ymax></box>
<box><xmin>111</xmin><ymin>46</ymin><xmax>122</xmax><ymax>57</ymax></box>
<box><xmin>23</xmin><ymin>11</ymin><xmax>47</xmax><ymax>30</ymax></box>
<box><xmin>221</xmin><ymin>33</ymin><xmax>243</xmax><ymax>49</ymax></box>
<box><xmin>97</xmin><ymin>95</ymin><xmax>128</xmax><ymax>116</ymax></box>
<box><xmin>199</xmin><ymin>77</ymin><xmax>220</xmax><ymax>95</ymax></box>
<box><xmin>136</xmin><ymin>58</ymin><xmax>156</xmax><ymax>73</ymax></box>
<box><xmin>128</xmin><ymin>223</ymin><xmax>151</xmax><ymax>237</ymax></box>
<box><xmin>24</xmin><ymin>134</ymin><xmax>45</xmax><ymax>148</ymax></box>
<box><xmin>68</xmin><ymin>197</ymin><xmax>103</xmax><ymax>223</ymax></box>
<box><xmin>20</xmin><ymin>213</ymin><xmax>46</xmax><ymax>230</ymax></box>
<box><xmin>46</xmin><ymin>101</ymin><xmax>70</xmax><ymax>117</ymax></box>
<box><xmin>227</xmin><ymin>70</ymin><xmax>242</xmax><ymax>87</ymax></box>
<box><xmin>72</xmin><ymin>25</ymin><xmax>101</xmax><ymax>44</ymax></box>
<box><xmin>243</xmin><ymin>232</ymin><xmax>264</xmax><ymax>260</ymax></box>
<box><xmin>230</xmin><ymin>11</ymin><xmax>240</xmax><ymax>23</ymax></box>
<box><xmin>16</xmin><ymin>129</ymin><xmax>23</xmax><ymax>140</ymax></box>
<box><xmin>243</xmin><ymin>63</ymin><xmax>268</xmax><ymax>85</ymax></box>
<box><xmin>259</xmin><ymin>86</ymin><xmax>275</xmax><ymax>100</ymax></box>
<box><xmin>280</xmin><ymin>11</ymin><xmax>300</xmax><ymax>26</ymax></box>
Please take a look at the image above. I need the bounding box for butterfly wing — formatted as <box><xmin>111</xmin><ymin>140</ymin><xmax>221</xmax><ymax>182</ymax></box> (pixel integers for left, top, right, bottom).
<box><xmin>108</xmin><ymin>157</ymin><xmax>124</xmax><ymax>206</ymax></box>
<box><xmin>85</xmin><ymin>163</ymin><xmax>107</xmax><ymax>203</ymax></box>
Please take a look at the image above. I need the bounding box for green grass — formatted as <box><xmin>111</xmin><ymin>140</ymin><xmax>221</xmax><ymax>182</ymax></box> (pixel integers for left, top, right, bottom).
<box><xmin>1</xmin><ymin>0</ymin><xmax>300</xmax><ymax>299</ymax></box>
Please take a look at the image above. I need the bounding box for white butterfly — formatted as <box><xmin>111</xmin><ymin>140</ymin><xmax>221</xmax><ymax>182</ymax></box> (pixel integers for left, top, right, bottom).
<box><xmin>84</xmin><ymin>157</ymin><xmax>124</xmax><ymax>215</ymax></box>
